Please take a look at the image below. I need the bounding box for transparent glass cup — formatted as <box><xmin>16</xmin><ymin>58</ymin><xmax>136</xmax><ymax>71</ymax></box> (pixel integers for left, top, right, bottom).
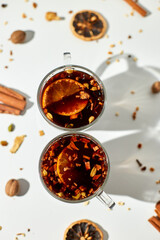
<box><xmin>37</xmin><ymin>52</ymin><xmax>106</xmax><ymax>131</ymax></box>
<box><xmin>39</xmin><ymin>132</ymin><xmax>115</xmax><ymax>209</ymax></box>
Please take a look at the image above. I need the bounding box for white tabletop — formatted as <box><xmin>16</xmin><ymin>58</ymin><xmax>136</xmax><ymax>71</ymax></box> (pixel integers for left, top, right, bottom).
<box><xmin>0</xmin><ymin>0</ymin><xmax>160</xmax><ymax>239</ymax></box>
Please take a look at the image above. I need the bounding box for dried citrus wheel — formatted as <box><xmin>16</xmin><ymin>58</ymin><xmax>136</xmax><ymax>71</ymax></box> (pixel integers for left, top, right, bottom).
<box><xmin>63</xmin><ymin>219</ymin><xmax>103</xmax><ymax>240</ymax></box>
<box><xmin>70</xmin><ymin>10</ymin><xmax>107</xmax><ymax>41</ymax></box>
<box><xmin>57</xmin><ymin>145</ymin><xmax>82</xmax><ymax>186</ymax></box>
<box><xmin>42</xmin><ymin>78</ymin><xmax>89</xmax><ymax>116</ymax></box>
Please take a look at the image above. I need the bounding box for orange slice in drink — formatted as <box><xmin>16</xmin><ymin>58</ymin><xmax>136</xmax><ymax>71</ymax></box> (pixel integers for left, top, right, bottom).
<box><xmin>57</xmin><ymin>147</ymin><xmax>82</xmax><ymax>186</ymax></box>
<box><xmin>42</xmin><ymin>79</ymin><xmax>89</xmax><ymax>116</ymax></box>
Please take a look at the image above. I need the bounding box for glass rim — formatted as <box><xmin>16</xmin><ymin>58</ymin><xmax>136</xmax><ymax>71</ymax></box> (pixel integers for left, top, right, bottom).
<box><xmin>38</xmin><ymin>132</ymin><xmax>110</xmax><ymax>204</ymax></box>
<box><xmin>37</xmin><ymin>64</ymin><xmax>106</xmax><ymax>131</ymax></box>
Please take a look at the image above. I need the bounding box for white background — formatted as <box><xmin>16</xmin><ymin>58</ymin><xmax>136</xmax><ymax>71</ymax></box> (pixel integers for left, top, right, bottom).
<box><xmin>0</xmin><ymin>0</ymin><xmax>160</xmax><ymax>239</ymax></box>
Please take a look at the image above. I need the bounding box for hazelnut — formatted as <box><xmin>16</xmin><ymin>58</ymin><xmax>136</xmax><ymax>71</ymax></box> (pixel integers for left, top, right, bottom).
<box><xmin>5</xmin><ymin>179</ymin><xmax>19</xmax><ymax>197</ymax></box>
<box><xmin>151</xmin><ymin>81</ymin><xmax>160</xmax><ymax>94</ymax></box>
<box><xmin>10</xmin><ymin>30</ymin><xmax>26</xmax><ymax>44</ymax></box>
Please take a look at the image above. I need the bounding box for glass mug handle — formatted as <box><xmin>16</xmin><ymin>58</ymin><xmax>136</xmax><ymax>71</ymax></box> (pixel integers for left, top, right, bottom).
<box><xmin>96</xmin><ymin>189</ymin><xmax>115</xmax><ymax>209</ymax></box>
<box><xmin>63</xmin><ymin>52</ymin><xmax>71</xmax><ymax>66</ymax></box>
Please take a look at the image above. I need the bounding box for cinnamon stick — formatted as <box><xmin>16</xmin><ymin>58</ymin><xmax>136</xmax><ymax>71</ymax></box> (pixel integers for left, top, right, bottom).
<box><xmin>123</xmin><ymin>0</ymin><xmax>147</xmax><ymax>17</ymax></box>
<box><xmin>148</xmin><ymin>216</ymin><xmax>160</xmax><ymax>232</ymax></box>
<box><xmin>0</xmin><ymin>85</ymin><xmax>25</xmax><ymax>100</ymax></box>
<box><xmin>155</xmin><ymin>209</ymin><xmax>160</xmax><ymax>219</ymax></box>
<box><xmin>156</xmin><ymin>201</ymin><xmax>160</xmax><ymax>212</ymax></box>
<box><xmin>0</xmin><ymin>103</ymin><xmax>21</xmax><ymax>115</ymax></box>
<box><xmin>0</xmin><ymin>92</ymin><xmax>26</xmax><ymax>111</ymax></box>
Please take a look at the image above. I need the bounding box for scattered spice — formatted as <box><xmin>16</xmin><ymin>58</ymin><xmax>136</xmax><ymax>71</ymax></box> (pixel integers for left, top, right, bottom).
<box><xmin>106</xmin><ymin>60</ymin><xmax>111</xmax><ymax>65</ymax></box>
<box><xmin>139</xmin><ymin>29</ymin><xmax>143</xmax><ymax>33</ymax></box>
<box><xmin>133</xmin><ymin>57</ymin><xmax>138</xmax><ymax>62</ymax></box>
<box><xmin>9</xmin><ymin>58</ymin><xmax>14</xmax><ymax>62</ymax></box>
<box><xmin>127</xmin><ymin>208</ymin><xmax>131</xmax><ymax>210</ymax></box>
<box><xmin>45</xmin><ymin>12</ymin><xmax>61</xmax><ymax>21</ymax></box>
<box><xmin>22</xmin><ymin>13</ymin><xmax>27</xmax><ymax>18</ymax></box>
<box><xmin>128</xmin><ymin>55</ymin><xmax>132</xmax><ymax>58</ymax></box>
<box><xmin>151</xmin><ymin>81</ymin><xmax>160</xmax><ymax>94</ymax></box>
<box><xmin>136</xmin><ymin>159</ymin><xmax>142</xmax><ymax>167</ymax></box>
<box><xmin>29</xmin><ymin>17</ymin><xmax>34</xmax><ymax>21</ymax></box>
<box><xmin>16</xmin><ymin>233</ymin><xmax>26</xmax><ymax>237</ymax></box>
<box><xmin>110</xmin><ymin>44</ymin><xmax>115</xmax><ymax>48</ymax></box>
<box><xmin>0</xmin><ymin>226</ymin><xmax>2</xmax><ymax>230</ymax></box>
<box><xmin>32</xmin><ymin>2</ymin><xmax>37</xmax><ymax>8</ymax></box>
<box><xmin>8</xmin><ymin>123</ymin><xmax>14</xmax><ymax>132</ymax></box>
<box><xmin>10</xmin><ymin>30</ymin><xmax>26</xmax><ymax>44</ymax></box>
<box><xmin>156</xmin><ymin>180</ymin><xmax>160</xmax><ymax>184</ymax></box>
<box><xmin>130</xmin><ymin>11</ymin><xmax>134</xmax><ymax>16</ymax></box>
<box><xmin>39</xmin><ymin>130</ymin><xmax>45</xmax><ymax>136</ymax></box>
<box><xmin>135</xmin><ymin>106</ymin><xmax>139</xmax><ymax>111</ymax></box>
<box><xmin>5</xmin><ymin>179</ymin><xmax>19</xmax><ymax>196</ymax></box>
<box><xmin>120</xmin><ymin>50</ymin><xmax>124</xmax><ymax>55</ymax></box>
<box><xmin>118</xmin><ymin>201</ymin><xmax>125</xmax><ymax>206</ymax></box>
<box><xmin>10</xmin><ymin>50</ymin><xmax>13</xmax><ymax>55</ymax></box>
<box><xmin>0</xmin><ymin>140</ymin><xmax>8</xmax><ymax>146</ymax></box>
<box><xmin>83</xmin><ymin>201</ymin><xmax>90</xmax><ymax>206</ymax></box>
<box><xmin>10</xmin><ymin>135</ymin><xmax>26</xmax><ymax>153</ymax></box>
<box><xmin>116</xmin><ymin>59</ymin><xmax>120</xmax><ymax>62</ymax></box>
<box><xmin>4</xmin><ymin>66</ymin><xmax>8</xmax><ymax>69</ymax></box>
<box><xmin>118</xmin><ymin>41</ymin><xmax>123</xmax><ymax>45</ymax></box>
<box><xmin>128</xmin><ymin>35</ymin><xmax>132</xmax><ymax>39</ymax></box>
<box><xmin>149</xmin><ymin>167</ymin><xmax>155</xmax><ymax>172</ymax></box>
<box><xmin>4</xmin><ymin>21</ymin><xmax>8</xmax><ymax>25</ymax></box>
<box><xmin>27</xmin><ymin>228</ymin><xmax>30</xmax><ymax>232</ymax></box>
<box><xmin>68</xmin><ymin>10</ymin><xmax>73</xmax><ymax>14</ymax></box>
<box><xmin>19</xmin><ymin>168</ymin><xmax>23</xmax><ymax>171</ymax></box>
<box><xmin>115</xmin><ymin>112</ymin><xmax>119</xmax><ymax>116</ymax></box>
<box><xmin>130</xmin><ymin>90</ymin><xmax>135</xmax><ymax>94</ymax></box>
<box><xmin>132</xmin><ymin>111</ymin><xmax>137</xmax><ymax>120</ymax></box>
<box><xmin>0</xmin><ymin>49</ymin><xmax>3</xmax><ymax>53</ymax></box>
<box><xmin>137</xmin><ymin>143</ymin><xmax>142</xmax><ymax>149</ymax></box>
<box><xmin>141</xmin><ymin>166</ymin><xmax>147</xmax><ymax>171</ymax></box>
<box><xmin>1</xmin><ymin>4</ymin><xmax>7</xmax><ymax>7</ymax></box>
<box><xmin>108</xmin><ymin>51</ymin><xmax>113</xmax><ymax>55</ymax></box>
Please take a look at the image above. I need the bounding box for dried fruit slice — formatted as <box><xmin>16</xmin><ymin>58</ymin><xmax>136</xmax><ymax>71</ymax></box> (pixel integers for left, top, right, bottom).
<box><xmin>70</xmin><ymin>10</ymin><xmax>107</xmax><ymax>41</ymax></box>
<box><xmin>64</xmin><ymin>219</ymin><xmax>103</xmax><ymax>240</ymax></box>
<box><xmin>57</xmin><ymin>147</ymin><xmax>82</xmax><ymax>186</ymax></box>
<box><xmin>42</xmin><ymin>79</ymin><xmax>88</xmax><ymax>116</ymax></box>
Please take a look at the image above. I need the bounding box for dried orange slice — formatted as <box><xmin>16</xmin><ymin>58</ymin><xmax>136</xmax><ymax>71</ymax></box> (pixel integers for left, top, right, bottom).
<box><xmin>57</xmin><ymin>146</ymin><xmax>81</xmax><ymax>186</ymax></box>
<box><xmin>70</xmin><ymin>10</ymin><xmax>107</xmax><ymax>41</ymax></box>
<box><xmin>42</xmin><ymin>79</ymin><xmax>89</xmax><ymax>116</ymax></box>
<box><xmin>63</xmin><ymin>219</ymin><xmax>103</xmax><ymax>240</ymax></box>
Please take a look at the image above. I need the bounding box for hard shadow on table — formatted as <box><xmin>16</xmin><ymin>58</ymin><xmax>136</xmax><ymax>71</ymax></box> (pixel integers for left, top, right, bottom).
<box><xmin>89</xmin><ymin>54</ymin><xmax>160</xmax><ymax>131</ymax></box>
<box><xmin>23</xmin><ymin>30</ymin><xmax>35</xmax><ymax>44</ymax></box>
<box><xmin>102</xmin><ymin>129</ymin><xmax>160</xmax><ymax>203</ymax></box>
<box><xmin>17</xmin><ymin>179</ymin><xmax>30</xmax><ymax>196</ymax></box>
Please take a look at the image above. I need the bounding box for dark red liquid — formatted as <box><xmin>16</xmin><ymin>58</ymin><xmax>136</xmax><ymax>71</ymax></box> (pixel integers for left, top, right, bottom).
<box><xmin>41</xmin><ymin>70</ymin><xmax>104</xmax><ymax>128</ymax></box>
<box><xmin>41</xmin><ymin>134</ymin><xmax>108</xmax><ymax>200</ymax></box>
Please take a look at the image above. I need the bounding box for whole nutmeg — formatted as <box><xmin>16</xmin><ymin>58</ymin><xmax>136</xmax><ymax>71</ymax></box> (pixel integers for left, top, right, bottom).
<box><xmin>10</xmin><ymin>30</ymin><xmax>26</xmax><ymax>44</ymax></box>
<box><xmin>151</xmin><ymin>81</ymin><xmax>160</xmax><ymax>94</ymax></box>
<box><xmin>5</xmin><ymin>179</ymin><xmax>20</xmax><ymax>197</ymax></box>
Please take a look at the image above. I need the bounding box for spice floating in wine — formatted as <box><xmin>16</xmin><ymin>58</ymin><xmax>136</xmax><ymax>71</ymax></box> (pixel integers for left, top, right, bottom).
<box><xmin>40</xmin><ymin>134</ymin><xmax>108</xmax><ymax>201</ymax></box>
<box><xmin>41</xmin><ymin>69</ymin><xmax>104</xmax><ymax>129</ymax></box>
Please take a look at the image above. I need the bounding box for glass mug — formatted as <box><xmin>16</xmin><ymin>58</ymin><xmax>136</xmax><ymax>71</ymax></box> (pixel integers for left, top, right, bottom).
<box><xmin>39</xmin><ymin>132</ymin><xmax>115</xmax><ymax>209</ymax></box>
<box><xmin>37</xmin><ymin>52</ymin><xmax>106</xmax><ymax>131</ymax></box>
